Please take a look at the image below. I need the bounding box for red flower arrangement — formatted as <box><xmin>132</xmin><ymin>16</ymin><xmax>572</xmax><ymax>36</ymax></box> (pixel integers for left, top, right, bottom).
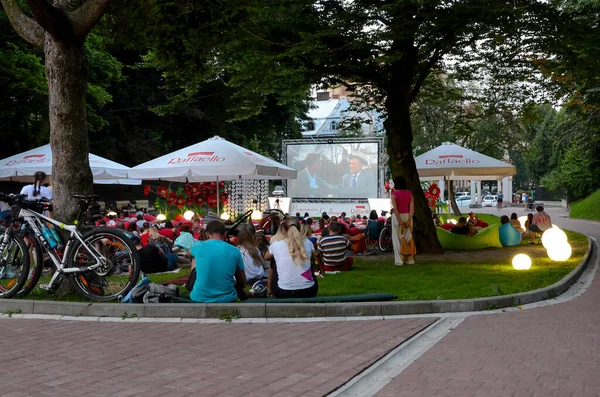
<box><xmin>144</xmin><ymin>181</ymin><xmax>229</xmax><ymax>212</ymax></box>
<box><xmin>424</xmin><ymin>183</ymin><xmax>441</xmax><ymax>211</ymax></box>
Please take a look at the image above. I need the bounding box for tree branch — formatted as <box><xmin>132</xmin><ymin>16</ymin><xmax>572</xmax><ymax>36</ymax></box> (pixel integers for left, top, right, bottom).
<box><xmin>409</xmin><ymin>47</ymin><xmax>442</xmax><ymax>104</ymax></box>
<box><xmin>0</xmin><ymin>0</ymin><xmax>44</xmax><ymax>46</ymax></box>
<box><xmin>26</xmin><ymin>0</ymin><xmax>74</xmax><ymax>43</ymax></box>
<box><xmin>70</xmin><ymin>0</ymin><xmax>112</xmax><ymax>41</ymax></box>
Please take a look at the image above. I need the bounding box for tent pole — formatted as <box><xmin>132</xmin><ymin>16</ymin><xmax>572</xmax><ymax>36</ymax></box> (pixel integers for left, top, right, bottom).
<box><xmin>217</xmin><ymin>176</ymin><xmax>220</xmax><ymax>215</ymax></box>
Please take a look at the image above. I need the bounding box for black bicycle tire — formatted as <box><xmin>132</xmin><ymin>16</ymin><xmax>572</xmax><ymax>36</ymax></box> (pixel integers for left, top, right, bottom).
<box><xmin>378</xmin><ymin>226</ymin><xmax>392</xmax><ymax>252</ymax></box>
<box><xmin>68</xmin><ymin>227</ymin><xmax>141</xmax><ymax>301</ymax></box>
<box><xmin>0</xmin><ymin>231</ymin><xmax>30</xmax><ymax>299</ymax></box>
<box><xmin>15</xmin><ymin>229</ymin><xmax>44</xmax><ymax>298</ymax></box>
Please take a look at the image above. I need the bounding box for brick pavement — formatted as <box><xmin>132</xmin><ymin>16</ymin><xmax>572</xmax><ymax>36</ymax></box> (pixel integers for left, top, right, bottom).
<box><xmin>0</xmin><ymin>317</ymin><xmax>434</xmax><ymax>397</ymax></box>
<box><xmin>375</xmin><ymin>214</ymin><xmax>600</xmax><ymax>397</ymax></box>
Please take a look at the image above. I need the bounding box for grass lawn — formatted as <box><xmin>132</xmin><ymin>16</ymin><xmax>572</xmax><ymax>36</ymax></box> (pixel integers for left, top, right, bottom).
<box><xmin>319</xmin><ymin>228</ymin><xmax>588</xmax><ymax>300</ymax></box>
<box><xmin>17</xmin><ymin>214</ymin><xmax>588</xmax><ymax>303</ymax></box>
<box><xmin>570</xmin><ymin>189</ymin><xmax>600</xmax><ymax>221</ymax></box>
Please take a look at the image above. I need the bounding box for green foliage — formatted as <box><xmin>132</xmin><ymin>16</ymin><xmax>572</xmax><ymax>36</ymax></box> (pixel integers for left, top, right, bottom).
<box><xmin>570</xmin><ymin>189</ymin><xmax>600</xmax><ymax>221</ymax></box>
<box><xmin>0</xmin><ymin>8</ymin><xmax>48</xmax><ymax>157</ymax></box>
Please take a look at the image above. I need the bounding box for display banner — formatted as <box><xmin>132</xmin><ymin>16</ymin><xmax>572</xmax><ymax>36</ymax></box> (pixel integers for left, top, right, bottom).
<box><xmin>289</xmin><ymin>201</ymin><xmax>370</xmax><ymax>217</ymax></box>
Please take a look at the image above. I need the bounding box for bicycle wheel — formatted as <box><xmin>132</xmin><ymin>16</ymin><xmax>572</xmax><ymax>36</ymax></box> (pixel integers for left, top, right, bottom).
<box><xmin>69</xmin><ymin>227</ymin><xmax>140</xmax><ymax>301</ymax></box>
<box><xmin>15</xmin><ymin>229</ymin><xmax>44</xmax><ymax>298</ymax></box>
<box><xmin>379</xmin><ymin>226</ymin><xmax>393</xmax><ymax>252</ymax></box>
<box><xmin>0</xmin><ymin>230</ymin><xmax>30</xmax><ymax>299</ymax></box>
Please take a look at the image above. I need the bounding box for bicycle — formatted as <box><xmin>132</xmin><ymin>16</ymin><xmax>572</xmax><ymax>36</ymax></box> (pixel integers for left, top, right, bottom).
<box><xmin>0</xmin><ymin>193</ymin><xmax>141</xmax><ymax>301</ymax></box>
<box><xmin>4</xmin><ymin>194</ymin><xmax>104</xmax><ymax>298</ymax></box>
<box><xmin>378</xmin><ymin>217</ymin><xmax>393</xmax><ymax>252</ymax></box>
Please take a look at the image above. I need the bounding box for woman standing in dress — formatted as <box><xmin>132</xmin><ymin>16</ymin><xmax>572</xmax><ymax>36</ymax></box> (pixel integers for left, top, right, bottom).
<box><xmin>391</xmin><ymin>176</ymin><xmax>416</xmax><ymax>265</ymax></box>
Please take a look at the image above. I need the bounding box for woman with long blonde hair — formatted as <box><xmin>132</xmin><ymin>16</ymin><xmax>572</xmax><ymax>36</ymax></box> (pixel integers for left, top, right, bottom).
<box><xmin>265</xmin><ymin>218</ymin><xmax>317</xmax><ymax>298</ymax></box>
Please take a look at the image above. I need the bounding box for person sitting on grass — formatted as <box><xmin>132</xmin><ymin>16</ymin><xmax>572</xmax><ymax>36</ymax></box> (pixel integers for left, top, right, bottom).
<box><xmin>450</xmin><ymin>217</ymin><xmax>477</xmax><ymax>237</ymax></box>
<box><xmin>317</xmin><ymin>221</ymin><xmax>353</xmax><ymax>271</ymax></box>
<box><xmin>510</xmin><ymin>213</ymin><xmax>524</xmax><ymax>233</ymax></box>
<box><xmin>528</xmin><ymin>205</ymin><xmax>552</xmax><ymax>244</ymax></box>
<box><xmin>264</xmin><ymin>219</ymin><xmax>317</xmax><ymax>298</ymax></box>
<box><xmin>237</xmin><ymin>230</ymin><xmax>268</xmax><ymax>286</ymax></box>
<box><xmin>132</xmin><ymin>236</ymin><xmax>178</xmax><ymax>274</ymax></box>
<box><xmin>189</xmin><ymin>221</ymin><xmax>264</xmax><ymax>303</ymax></box>
<box><xmin>342</xmin><ymin>223</ymin><xmax>374</xmax><ymax>256</ymax></box>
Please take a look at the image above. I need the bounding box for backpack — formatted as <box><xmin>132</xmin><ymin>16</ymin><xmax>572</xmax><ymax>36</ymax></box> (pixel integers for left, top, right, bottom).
<box><xmin>142</xmin><ymin>283</ymin><xmax>179</xmax><ymax>303</ymax></box>
<box><xmin>121</xmin><ymin>275</ymin><xmax>152</xmax><ymax>303</ymax></box>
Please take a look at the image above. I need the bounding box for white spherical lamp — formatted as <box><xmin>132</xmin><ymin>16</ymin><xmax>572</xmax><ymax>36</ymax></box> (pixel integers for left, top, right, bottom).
<box><xmin>541</xmin><ymin>227</ymin><xmax>568</xmax><ymax>250</ymax></box>
<box><xmin>517</xmin><ymin>216</ymin><xmax>527</xmax><ymax>230</ymax></box>
<box><xmin>220</xmin><ymin>212</ymin><xmax>230</xmax><ymax>221</ymax></box>
<box><xmin>183</xmin><ymin>210</ymin><xmax>195</xmax><ymax>221</ymax></box>
<box><xmin>251</xmin><ymin>209</ymin><xmax>263</xmax><ymax>221</ymax></box>
<box><xmin>156</xmin><ymin>213</ymin><xmax>166</xmax><ymax>221</ymax></box>
<box><xmin>547</xmin><ymin>242</ymin><xmax>572</xmax><ymax>261</ymax></box>
<box><xmin>512</xmin><ymin>254</ymin><xmax>532</xmax><ymax>270</ymax></box>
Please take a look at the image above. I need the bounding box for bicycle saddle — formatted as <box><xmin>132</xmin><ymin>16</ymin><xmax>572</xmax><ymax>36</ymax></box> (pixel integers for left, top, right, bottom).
<box><xmin>73</xmin><ymin>194</ymin><xmax>103</xmax><ymax>200</ymax></box>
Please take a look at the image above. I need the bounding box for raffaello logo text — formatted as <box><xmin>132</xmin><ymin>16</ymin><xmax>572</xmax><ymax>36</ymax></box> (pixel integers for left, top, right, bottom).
<box><xmin>5</xmin><ymin>154</ymin><xmax>50</xmax><ymax>166</ymax></box>
<box><xmin>168</xmin><ymin>151</ymin><xmax>225</xmax><ymax>164</ymax></box>
<box><xmin>425</xmin><ymin>154</ymin><xmax>479</xmax><ymax>166</ymax></box>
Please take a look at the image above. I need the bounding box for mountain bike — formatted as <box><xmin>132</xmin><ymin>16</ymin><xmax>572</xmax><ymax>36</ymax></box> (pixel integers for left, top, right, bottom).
<box><xmin>0</xmin><ymin>220</ymin><xmax>30</xmax><ymax>299</ymax></box>
<box><xmin>2</xmin><ymin>194</ymin><xmax>104</xmax><ymax>298</ymax></box>
<box><xmin>0</xmin><ymin>193</ymin><xmax>141</xmax><ymax>301</ymax></box>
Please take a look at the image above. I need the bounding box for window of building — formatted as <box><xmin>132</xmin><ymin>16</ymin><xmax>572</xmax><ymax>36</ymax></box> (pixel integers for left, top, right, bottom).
<box><xmin>306</xmin><ymin>121</ymin><xmax>315</xmax><ymax>131</ymax></box>
<box><xmin>330</xmin><ymin>121</ymin><xmax>337</xmax><ymax>130</ymax></box>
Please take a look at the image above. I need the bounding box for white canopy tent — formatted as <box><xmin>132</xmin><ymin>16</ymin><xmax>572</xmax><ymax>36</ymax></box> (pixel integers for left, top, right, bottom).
<box><xmin>415</xmin><ymin>143</ymin><xmax>516</xmax><ymax>205</ymax></box>
<box><xmin>127</xmin><ymin>135</ymin><xmax>297</xmax><ymax>212</ymax></box>
<box><xmin>0</xmin><ymin>144</ymin><xmax>140</xmax><ymax>185</ymax></box>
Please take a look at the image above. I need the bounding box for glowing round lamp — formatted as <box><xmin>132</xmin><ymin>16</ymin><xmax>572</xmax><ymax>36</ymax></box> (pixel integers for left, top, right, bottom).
<box><xmin>449</xmin><ymin>219</ymin><xmax>458</xmax><ymax>225</ymax></box>
<box><xmin>547</xmin><ymin>242</ymin><xmax>572</xmax><ymax>261</ymax></box>
<box><xmin>512</xmin><ymin>254</ymin><xmax>532</xmax><ymax>270</ymax></box>
<box><xmin>251</xmin><ymin>209</ymin><xmax>263</xmax><ymax>221</ymax></box>
<box><xmin>156</xmin><ymin>214</ymin><xmax>166</xmax><ymax>222</ymax></box>
<box><xmin>107</xmin><ymin>211</ymin><xmax>117</xmax><ymax>217</ymax></box>
<box><xmin>541</xmin><ymin>227</ymin><xmax>568</xmax><ymax>250</ymax></box>
<box><xmin>183</xmin><ymin>210</ymin><xmax>195</xmax><ymax>221</ymax></box>
<box><xmin>517</xmin><ymin>216</ymin><xmax>527</xmax><ymax>231</ymax></box>
<box><xmin>220</xmin><ymin>212</ymin><xmax>230</xmax><ymax>221</ymax></box>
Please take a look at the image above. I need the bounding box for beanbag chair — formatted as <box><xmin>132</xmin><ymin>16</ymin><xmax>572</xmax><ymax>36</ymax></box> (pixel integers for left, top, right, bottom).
<box><xmin>499</xmin><ymin>223</ymin><xmax>522</xmax><ymax>247</ymax></box>
<box><xmin>436</xmin><ymin>225</ymin><xmax>502</xmax><ymax>250</ymax></box>
<box><xmin>440</xmin><ymin>223</ymin><xmax>454</xmax><ymax>231</ymax></box>
<box><xmin>143</xmin><ymin>214</ymin><xmax>156</xmax><ymax>222</ymax></box>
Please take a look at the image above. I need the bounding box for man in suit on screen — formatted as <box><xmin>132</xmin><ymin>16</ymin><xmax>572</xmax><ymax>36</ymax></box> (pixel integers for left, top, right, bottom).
<box><xmin>292</xmin><ymin>153</ymin><xmax>331</xmax><ymax>197</ymax></box>
<box><xmin>341</xmin><ymin>154</ymin><xmax>376</xmax><ymax>197</ymax></box>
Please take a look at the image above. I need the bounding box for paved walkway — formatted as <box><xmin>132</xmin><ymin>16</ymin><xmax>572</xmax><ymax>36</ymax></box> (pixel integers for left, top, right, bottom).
<box><xmin>375</xmin><ymin>207</ymin><xmax>600</xmax><ymax>397</ymax></box>
<box><xmin>0</xmin><ymin>317</ymin><xmax>434</xmax><ymax>397</ymax></box>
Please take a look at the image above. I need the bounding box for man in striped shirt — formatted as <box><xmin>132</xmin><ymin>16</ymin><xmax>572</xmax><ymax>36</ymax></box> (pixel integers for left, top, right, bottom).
<box><xmin>318</xmin><ymin>221</ymin><xmax>353</xmax><ymax>271</ymax></box>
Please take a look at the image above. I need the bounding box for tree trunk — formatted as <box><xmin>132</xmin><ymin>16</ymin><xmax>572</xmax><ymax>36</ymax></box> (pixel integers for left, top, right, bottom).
<box><xmin>44</xmin><ymin>34</ymin><xmax>93</xmax><ymax>222</ymax></box>
<box><xmin>447</xmin><ymin>180</ymin><xmax>462</xmax><ymax>216</ymax></box>
<box><xmin>385</xmin><ymin>89</ymin><xmax>444</xmax><ymax>254</ymax></box>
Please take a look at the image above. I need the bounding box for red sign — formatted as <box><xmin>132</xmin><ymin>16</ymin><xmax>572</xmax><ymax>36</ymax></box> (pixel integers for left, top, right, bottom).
<box><xmin>6</xmin><ymin>154</ymin><xmax>50</xmax><ymax>166</ymax></box>
<box><xmin>425</xmin><ymin>154</ymin><xmax>480</xmax><ymax>166</ymax></box>
<box><xmin>168</xmin><ymin>151</ymin><xmax>225</xmax><ymax>164</ymax></box>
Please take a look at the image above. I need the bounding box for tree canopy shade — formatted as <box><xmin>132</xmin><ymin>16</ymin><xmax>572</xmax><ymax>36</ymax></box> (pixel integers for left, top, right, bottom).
<box><xmin>229</xmin><ymin>0</ymin><xmax>557</xmax><ymax>253</ymax></box>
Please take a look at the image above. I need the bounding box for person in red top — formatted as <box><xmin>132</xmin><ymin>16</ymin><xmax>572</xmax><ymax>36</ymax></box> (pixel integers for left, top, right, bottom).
<box><xmin>158</xmin><ymin>221</ymin><xmax>176</xmax><ymax>240</ymax></box>
<box><xmin>390</xmin><ymin>176</ymin><xmax>416</xmax><ymax>265</ymax></box>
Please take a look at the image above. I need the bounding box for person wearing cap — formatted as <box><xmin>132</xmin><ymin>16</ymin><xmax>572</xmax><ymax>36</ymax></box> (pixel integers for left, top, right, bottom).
<box><xmin>341</xmin><ymin>154</ymin><xmax>376</xmax><ymax>197</ymax></box>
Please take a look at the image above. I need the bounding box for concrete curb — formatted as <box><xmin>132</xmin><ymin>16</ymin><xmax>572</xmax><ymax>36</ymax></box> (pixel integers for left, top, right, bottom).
<box><xmin>0</xmin><ymin>238</ymin><xmax>594</xmax><ymax>319</ymax></box>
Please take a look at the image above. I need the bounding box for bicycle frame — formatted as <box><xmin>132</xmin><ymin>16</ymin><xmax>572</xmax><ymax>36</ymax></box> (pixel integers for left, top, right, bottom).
<box><xmin>18</xmin><ymin>208</ymin><xmax>106</xmax><ymax>289</ymax></box>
